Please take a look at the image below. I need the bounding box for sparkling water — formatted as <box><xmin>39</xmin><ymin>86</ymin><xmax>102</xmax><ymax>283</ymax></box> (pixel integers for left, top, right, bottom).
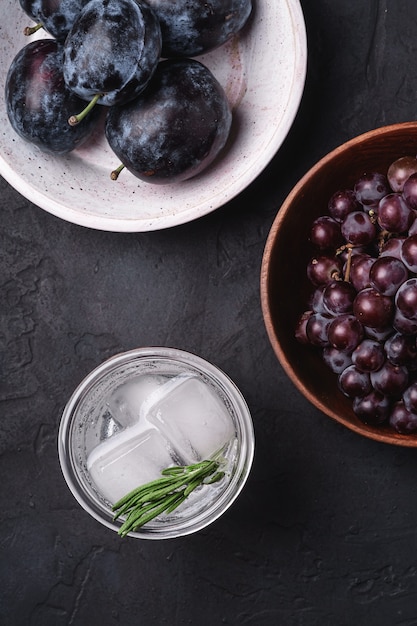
<box><xmin>86</xmin><ymin>372</ymin><xmax>236</xmax><ymax>505</ymax></box>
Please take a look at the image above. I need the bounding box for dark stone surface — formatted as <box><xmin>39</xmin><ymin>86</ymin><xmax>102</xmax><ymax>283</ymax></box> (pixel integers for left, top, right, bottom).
<box><xmin>2</xmin><ymin>1</ymin><xmax>417</xmax><ymax>624</ymax></box>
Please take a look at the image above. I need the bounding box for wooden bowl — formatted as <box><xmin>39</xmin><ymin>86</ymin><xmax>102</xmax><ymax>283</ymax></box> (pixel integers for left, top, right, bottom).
<box><xmin>260</xmin><ymin>121</ymin><xmax>417</xmax><ymax>446</ymax></box>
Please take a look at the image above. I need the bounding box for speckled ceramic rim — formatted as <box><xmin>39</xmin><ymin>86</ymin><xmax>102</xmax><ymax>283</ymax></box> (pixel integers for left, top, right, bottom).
<box><xmin>58</xmin><ymin>347</ymin><xmax>255</xmax><ymax>539</ymax></box>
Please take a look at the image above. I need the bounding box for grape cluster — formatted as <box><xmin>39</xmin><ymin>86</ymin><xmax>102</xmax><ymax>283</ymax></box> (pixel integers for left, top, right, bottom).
<box><xmin>296</xmin><ymin>156</ymin><xmax>417</xmax><ymax>434</ymax></box>
<box><xmin>6</xmin><ymin>0</ymin><xmax>252</xmax><ymax>182</ymax></box>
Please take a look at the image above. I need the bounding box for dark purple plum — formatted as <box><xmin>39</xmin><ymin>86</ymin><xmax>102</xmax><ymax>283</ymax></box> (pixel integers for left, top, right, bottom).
<box><xmin>145</xmin><ymin>0</ymin><xmax>252</xmax><ymax>58</ymax></box>
<box><xmin>63</xmin><ymin>0</ymin><xmax>161</xmax><ymax>109</ymax></box>
<box><xmin>20</xmin><ymin>0</ymin><xmax>91</xmax><ymax>40</ymax></box>
<box><xmin>105</xmin><ymin>59</ymin><xmax>233</xmax><ymax>184</ymax></box>
<box><xmin>19</xmin><ymin>0</ymin><xmax>39</xmax><ymax>21</ymax></box>
<box><xmin>5</xmin><ymin>39</ymin><xmax>101</xmax><ymax>154</ymax></box>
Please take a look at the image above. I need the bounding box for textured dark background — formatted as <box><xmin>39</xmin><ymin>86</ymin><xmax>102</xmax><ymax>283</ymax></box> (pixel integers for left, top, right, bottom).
<box><xmin>2</xmin><ymin>1</ymin><xmax>417</xmax><ymax>624</ymax></box>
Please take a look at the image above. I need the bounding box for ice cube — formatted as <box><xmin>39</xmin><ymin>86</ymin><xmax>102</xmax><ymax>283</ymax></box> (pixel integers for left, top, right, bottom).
<box><xmin>144</xmin><ymin>375</ymin><xmax>235</xmax><ymax>464</ymax></box>
<box><xmin>87</xmin><ymin>425</ymin><xmax>174</xmax><ymax>503</ymax></box>
<box><xmin>107</xmin><ymin>374</ymin><xmax>167</xmax><ymax>429</ymax></box>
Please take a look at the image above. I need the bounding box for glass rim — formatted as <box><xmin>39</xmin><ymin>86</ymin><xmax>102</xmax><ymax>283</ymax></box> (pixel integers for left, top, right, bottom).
<box><xmin>58</xmin><ymin>346</ymin><xmax>255</xmax><ymax>539</ymax></box>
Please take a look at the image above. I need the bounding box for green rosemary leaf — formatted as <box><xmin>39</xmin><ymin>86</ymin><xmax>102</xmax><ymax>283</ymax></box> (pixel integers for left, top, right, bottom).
<box><xmin>119</xmin><ymin>492</ymin><xmax>181</xmax><ymax>537</ymax></box>
<box><xmin>205</xmin><ymin>471</ymin><xmax>225</xmax><ymax>485</ymax></box>
<box><xmin>112</xmin><ymin>475</ymin><xmax>174</xmax><ymax>511</ymax></box>
<box><xmin>164</xmin><ymin>491</ymin><xmax>188</xmax><ymax>515</ymax></box>
<box><xmin>113</xmin><ymin>454</ymin><xmax>226</xmax><ymax>536</ymax></box>
<box><xmin>183</xmin><ymin>479</ymin><xmax>202</xmax><ymax>498</ymax></box>
<box><xmin>161</xmin><ymin>466</ymin><xmax>187</xmax><ymax>476</ymax></box>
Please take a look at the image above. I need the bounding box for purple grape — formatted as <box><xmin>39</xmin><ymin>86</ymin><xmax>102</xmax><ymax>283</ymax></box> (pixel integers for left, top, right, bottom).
<box><xmin>403</xmin><ymin>172</ymin><xmax>417</xmax><ymax>210</ymax></box>
<box><xmin>403</xmin><ymin>381</ymin><xmax>417</xmax><ymax>413</ymax></box>
<box><xmin>339</xmin><ymin>365</ymin><xmax>372</xmax><ymax>398</ymax></box>
<box><xmin>63</xmin><ymin>0</ymin><xmax>161</xmax><ymax>107</ymax></box>
<box><xmin>349</xmin><ymin>254</ymin><xmax>374</xmax><ymax>291</ymax></box>
<box><xmin>328</xmin><ymin>189</ymin><xmax>360</xmax><ymax>222</ymax></box>
<box><xmin>351</xmin><ymin>339</ymin><xmax>385</xmax><ymax>372</ymax></box>
<box><xmin>387</xmin><ymin>156</ymin><xmax>417</xmax><ymax>193</ymax></box>
<box><xmin>377</xmin><ymin>193</ymin><xmax>414</xmax><ymax>233</ymax></box>
<box><xmin>322</xmin><ymin>346</ymin><xmax>353</xmax><ymax>373</ymax></box>
<box><xmin>352</xmin><ymin>390</ymin><xmax>390</xmax><ymax>425</ymax></box>
<box><xmin>392</xmin><ymin>309</ymin><xmax>417</xmax><ymax>335</ymax></box>
<box><xmin>384</xmin><ymin>332</ymin><xmax>417</xmax><ymax>368</ymax></box>
<box><xmin>307</xmin><ymin>256</ymin><xmax>343</xmax><ymax>287</ymax></box>
<box><xmin>309</xmin><ymin>286</ymin><xmax>327</xmax><ymax>314</ymax></box>
<box><xmin>363</xmin><ymin>325</ymin><xmax>394</xmax><ymax>341</ymax></box>
<box><xmin>353</xmin><ymin>288</ymin><xmax>394</xmax><ymax>329</ymax></box>
<box><xmin>105</xmin><ymin>59</ymin><xmax>233</xmax><ymax>184</ymax></box>
<box><xmin>322</xmin><ymin>280</ymin><xmax>356</xmax><ymax>315</ymax></box>
<box><xmin>389</xmin><ymin>401</ymin><xmax>417</xmax><ymax>433</ymax></box>
<box><xmin>407</xmin><ymin>216</ymin><xmax>417</xmax><ymax>236</ymax></box>
<box><xmin>298</xmin><ymin>156</ymin><xmax>417</xmax><ymax>435</ymax></box>
<box><xmin>379</xmin><ymin>237</ymin><xmax>405</xmax><ymax>259</ymax></box>
<box><xmin>295</xmin><ymin>310</ymin><xmax>313</xmax><ymax>344</ymax></box>
<box><xmin>369</xmin><ymin>255</ymin><xmax>408</xmax><ymax>296</ymax></box>
<box><xmin>328</xmin><ymin>314</ymin><xmax>364</xmax><ymax>352</ymax></box>
<box><xmin>354</xmin><ymin>172</ymin><xmax>390</xmax><ymax>207</ymax></box>
<box><xmin>370</xmin><ymin>361</ymin><xmax>408</xmax><ymax>397</ymax></box>
<box><xmin>310</xmin><ymin>216</ymin><xmax>343</xmax><ymax>249</ymax></box>
<box><xmin>5</xmin><ymin>39</ymin><xmax>101</xmax><ymax>154</ymax></box>
<box><xmin>400</xmin><ymin>234</ymin><xmax>417</xmax><ymax>272</ymax></box>
<box><xmin>395</xmin><ymin>278</ymin><xmax>417</xmax><ymax>320</ymax></box>
<box><xmin>145</xmin><ymin>0</ymin><xmax>252</xmax><ymax>57</ymax></box>
<box><xmin>306</xmin><ymin>313</ymin><xmax>332</xmax><ymax>347</ymax></box>
<box><xmin>341</xmin><ymin>211</ymin><xmax>377</xmax><ymax>246</ymax></box>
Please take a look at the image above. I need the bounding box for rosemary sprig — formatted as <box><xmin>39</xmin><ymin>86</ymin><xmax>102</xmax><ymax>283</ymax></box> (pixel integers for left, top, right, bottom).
<box><xmin>112</xmin><ymin>456</ymin><xmax>226</xmax><ymax>537</ymax></box>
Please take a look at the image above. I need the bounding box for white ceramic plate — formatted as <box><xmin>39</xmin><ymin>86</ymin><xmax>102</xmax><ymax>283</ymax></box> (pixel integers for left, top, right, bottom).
<box><xmin>0</xmin><ymin>0</ymin><xmax>307</xmax><ymax>232</ymax></box>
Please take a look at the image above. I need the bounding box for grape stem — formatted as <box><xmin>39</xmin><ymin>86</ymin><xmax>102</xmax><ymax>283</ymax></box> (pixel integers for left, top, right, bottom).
<box><xmin>336</xmin><ymin>243</ymin><xmax>355</xmax><ymax>282</ymax></box>
<box><xmin>344</xmin><ymin>245</ymin><xmax>353</xmax><ymax>282</ymax></box>
<box><xmin>377</xmin><ymin>229</ymin><xmax>391</xmax><ymax>253</ymax></box>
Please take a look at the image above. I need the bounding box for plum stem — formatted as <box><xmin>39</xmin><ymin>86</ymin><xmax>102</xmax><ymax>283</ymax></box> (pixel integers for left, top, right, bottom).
<box><xmin>111</xmin><ymin>164</ymin><xmax>125</xmax><ymax>180</ymax></box>
<box><xmin>68</xmin><ymin>93</ymin><xmax>102</xmax><ymax>126</ymax></box>
<box><xmin>24</xmin><ymin>23</ymin><xmax>43</xmax><ymax>36</ymax></box>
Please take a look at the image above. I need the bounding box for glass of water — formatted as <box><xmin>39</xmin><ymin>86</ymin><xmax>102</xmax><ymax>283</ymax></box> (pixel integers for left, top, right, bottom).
<box><xmin>58</xmin><ymin>347</ymin><xmax>254</xmax><ymax>539</ymax></box>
